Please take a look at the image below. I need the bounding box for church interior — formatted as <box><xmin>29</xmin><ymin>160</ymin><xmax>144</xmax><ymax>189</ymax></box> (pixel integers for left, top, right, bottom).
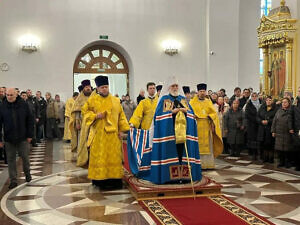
<box><xmin>0</xmin><ymin>0</ymin><xmax>300</xmax><ymax>224</ymax></box>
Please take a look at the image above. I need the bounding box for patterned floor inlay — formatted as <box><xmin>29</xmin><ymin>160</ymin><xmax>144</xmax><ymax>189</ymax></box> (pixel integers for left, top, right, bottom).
<box><xmin>0</xmin><ymin>142</ymin><xmax>299</xmax><ymax>224</ymax></box>
<box><xmin>19</xmin><ymin>143</ymin><xmax>46</xmax><ymax>182</ymax></box>
<box><xmin>203</xmin><ymin>162</ymin><xmax>300</xmax><ymax>225</ymax></box>
<box><xmin>1</xmin><ymin>169</ymin><xmax>152</xmax><ymax>225</ymax></box>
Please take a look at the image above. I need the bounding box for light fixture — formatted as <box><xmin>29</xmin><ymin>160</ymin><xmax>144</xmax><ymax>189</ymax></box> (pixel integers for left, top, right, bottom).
<box><xmin>162</xmin><ymin>40</ymin><xmax>181</xmax><ymax>56</ymax></box>
<box><xmin>18</xmin><ymin>34</ymin><xmax>40</xmax><ymax>52</ymax></box>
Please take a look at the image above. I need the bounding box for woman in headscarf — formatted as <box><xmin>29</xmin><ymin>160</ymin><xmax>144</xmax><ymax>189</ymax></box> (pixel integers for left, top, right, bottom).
<box><xmin>223</xmin><ymin>99</ymin><xmax>245</xmax><ymax>157</ymax></box>
<box><xmin>271</xmin><ymin>97</ymin><xmax>294</xmax><ymax>168</ymax></box>
<box><xmin>245</xmin><ymin>92</ymin><xmax>261</xmax><ymax>160</ymax></box>
<box><xmin>214</xmin><ymin>96</ymin><xmax>230</xmax><ymax>154</ymax></box>
<box><xmin>257</xmin><ymin>96</ymin><xmax>278</xmax><ymax>163</ymax></box>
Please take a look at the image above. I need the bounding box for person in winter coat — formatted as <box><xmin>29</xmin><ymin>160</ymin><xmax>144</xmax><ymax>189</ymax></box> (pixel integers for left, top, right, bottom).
<box><xmin>45</xmin><ymin>92</ymin><xmax>60</xmax><ymax>139</ymax></box>
<box><xmin>229</xmin><ymin>87</ymin><xmax>242</xmax><ymax>106</ymax></box>
<box><xmin>239</xmin><ymin>88</ymin><xmax>251</xmax><ymax>109</ymax></box>
<box><xmin>271</xmin><ymin>97</ymin><xmax>294</xmax><ymax>168</ymax></box>
<box><xmin>290</xmin><ymin>87</ymin><xmax>300</xmax><ymax>170</ymax></box>
<box><xmin>26</xmin><ymin>89</ymin><xmax>40</xmax><ymax>147</ymax></box>
<box><xmin>214</xmin><ymin>96</ymin><xmax>230</xmax><ymax>154</ymax></box>
<box><xmin>224</xmin><ymin>99</ymin><xmax>245</xmax><ymax>156</ymax></box>
<box><xmin>122</xmin><ymin>94</ymin><xmax>136</xmax><ymax>121</ymax></box>
<box><xmin>257</xmin><ymin>96</ymin><xmax>278</xmax><ymax>163</ymax></box>
<box><xmin>35</xmin><ymin>91</ymin><xmax>47</xmax><ymax>142</ymax></box>
<box><xmin>245</xmin><ymin>92</ymin><xmax>261</xmax><ymax>160</ymax></box>
<box><xmin>55</xmin><ymin>94</ymin><xmax>65</xmax><ymax>139</ymax></box>
<box><xmin>136</xmin><ymin>89</ymin><xmax>145</xmax><ymax>105</ymax></box>
<box><xmin>0</xmin><ymin>88</ymin><xmax>33</xmax><ymax>189</ymax></box>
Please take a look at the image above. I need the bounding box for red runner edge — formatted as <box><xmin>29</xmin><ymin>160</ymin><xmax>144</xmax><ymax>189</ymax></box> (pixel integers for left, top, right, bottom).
<box><xmin>139</xmin><ymin>196</ymin><xmax>275</xmax><ymax>225</ymax></box>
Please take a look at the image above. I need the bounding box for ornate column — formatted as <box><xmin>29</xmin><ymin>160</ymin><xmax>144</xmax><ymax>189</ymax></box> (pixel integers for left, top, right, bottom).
<box><xmin>268</xmin><ymin>49</ymin><xmax>272</xmax><ymax>95</ymax></box>
<box><xmin>262</xmin><ymin>47</ymin><xmax>269</xmax><ymax>95</ymax></box>
<box><xmin>285</xmin><ymin>43</ymin><xmax>293</xmax><ymax>93</ymax></box>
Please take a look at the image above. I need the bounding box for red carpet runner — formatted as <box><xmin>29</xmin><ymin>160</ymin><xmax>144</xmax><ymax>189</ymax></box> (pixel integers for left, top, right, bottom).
<box><xmin>139</xmin><ymin>195</ymin><xmax>274</xmax><ymax>225</ymax></box>
<box><xmin>124</xmin><ymin>143</ymin><xmax>274</xmax><ymax>224</ymax></box>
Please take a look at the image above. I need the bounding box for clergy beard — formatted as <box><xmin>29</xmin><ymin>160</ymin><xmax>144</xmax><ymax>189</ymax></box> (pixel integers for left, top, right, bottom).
<box><xmin>83</xmin><ymin>91</ymin><xmax>91</xmax><ymax>97</ymax></box>
<box><xmin>198</xmin><ymin>95</ymin><xmax>205</xmax><ymax>100</ymax></box>
<box><xmin>169</xmin><ymin>90</ymin><xmax>179</xmax><ymax>97</ymax></box>
<box><xmin>99</xmin><ymin>92</ymin><xmax>109</xmax><ymax>97</ymax></box>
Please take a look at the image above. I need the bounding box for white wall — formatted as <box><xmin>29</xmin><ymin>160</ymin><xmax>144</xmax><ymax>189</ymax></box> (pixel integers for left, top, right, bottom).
<box><xmin>0</xmin><ymin>0</ymin><xmax>207</xmax><ymax>100</ymax></box>
<box><xmin>238</xmin><ymin>0</ymin><xmax>260</xmax><ymax>91</ymax></box>
<box><xmin>0</xmin><ymin>0</ymin><xmax>261</xmax><ymax>100</ymax></box>
<box><xmin>208</xmin><ymin>0</ymin><xmax>260</xmax><ymax>95</ymax></box>
<box><xmin>208</xmin><ymin>0</ymin><xmax>240</xmax><ymax>94</ymax></box>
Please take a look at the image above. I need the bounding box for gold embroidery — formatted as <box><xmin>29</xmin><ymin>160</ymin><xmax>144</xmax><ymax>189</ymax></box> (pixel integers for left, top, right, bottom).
<box><xmin>169</xmin><ymin>165</ymin><xmax>190</xmax><ymax>180</ymax></box>
<box><xmin>169</xmin><ymin>165</ymin><xmax>181</xmax><ymax>180</ymax></box>
<box><xmin>163</xmin><ymin>99</ymin><xmax>174</xmax><ymax>112</ymax></box>
<box><xmin>175</xmin><ymin>111</ymin><xmax>186</xmax><ymax>144</ymax></box>
<box><xmin>180</xmin><ymin>99</ymin><xmax>190</xmax><ymax>110</ymax></box>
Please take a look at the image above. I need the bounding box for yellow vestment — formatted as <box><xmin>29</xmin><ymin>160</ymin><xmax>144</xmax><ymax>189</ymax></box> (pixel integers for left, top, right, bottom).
<box><xmin>129</xmin><ymin>96</ymin><xmax>158</xmax><ymax>130</ymax></box>
<box><xmin>190</xmin><ymin>97</ymin><xmax>223</xmax><ymax>169</ymax></box>
<box><xmin>81</xmin><ymin>93</ymin><xmax>129</xmax><ymax>180</ymax></box>
<box><xmin>69</xmin><ymin>92</ymin><xmax>90</xmax><ymax>152</ymax></box>
<box><xmin>76</xmin><ymin>91</ymin><xmax>98</xmax><ymax>167</ymax></box>
<box><xmin>63</xmin><ymin>97</ymin><xmax>75</xmax><ymax>141</ymax></box>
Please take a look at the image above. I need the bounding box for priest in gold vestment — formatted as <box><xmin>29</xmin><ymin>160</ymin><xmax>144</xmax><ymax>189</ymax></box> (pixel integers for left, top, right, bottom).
<box><xmin>63</xmin><ymin>92</ymin><xmax>78</xmax><ymax>141</ymax></box>
<box><xmin>129</xmin><ymin>82</ymin><xmax>158</xmax><ymax>130</ymax></box>
<box><xmin>82</xmin><ymin>76</ymin><xmax>129</xmax><ymax>189</ymax></box>
<box><xmin>76</xmin><ymin>89</ymin><xmax>97</xmax><ymax>167</ymax></box>
<box><xmin>190</xmin><ymin>83</ymin><xmax>223</xmax><ymax>169</ymax></box>
<box><xmin>69</xmin><ymin>80</ymin><xmax>92</xmax><ymax>152</ymax></box>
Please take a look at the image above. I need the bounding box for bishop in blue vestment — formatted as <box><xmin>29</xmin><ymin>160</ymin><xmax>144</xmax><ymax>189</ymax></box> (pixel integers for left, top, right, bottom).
<box><xmin>128</xmin><ymin>77</ymin><xmax>202</xmax><ymax>184</ymax></box>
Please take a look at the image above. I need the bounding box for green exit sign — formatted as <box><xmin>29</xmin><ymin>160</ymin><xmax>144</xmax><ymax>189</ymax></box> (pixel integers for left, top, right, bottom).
<box><xmin>99</xmin><ymin>35</ymin><xmax>108</xmax><ymax>40</ymax></box>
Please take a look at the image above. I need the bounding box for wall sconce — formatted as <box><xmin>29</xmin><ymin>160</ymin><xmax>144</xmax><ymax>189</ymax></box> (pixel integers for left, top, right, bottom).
<box><xmin>162</xmin><ymin>40</ymin><xmax>181</xmax><ymax>56</ymax></box>
<box><xmin>18</xmin><ymin>34</ymin><xmax>40</xmax><ymax>53</ymax></box>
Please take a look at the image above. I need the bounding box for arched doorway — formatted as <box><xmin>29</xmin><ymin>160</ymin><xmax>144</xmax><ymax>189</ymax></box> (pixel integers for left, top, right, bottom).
<box><xmin>73</xmin><ymin>45</ymin><xmax>129</xmax><ymax>96</ymax></box>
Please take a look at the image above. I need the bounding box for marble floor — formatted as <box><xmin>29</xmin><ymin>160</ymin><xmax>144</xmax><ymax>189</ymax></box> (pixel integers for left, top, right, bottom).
<box><xmin>0</xmin><ymin>141</ymin><xmax>299</xmax><ymax>225</ymax></box>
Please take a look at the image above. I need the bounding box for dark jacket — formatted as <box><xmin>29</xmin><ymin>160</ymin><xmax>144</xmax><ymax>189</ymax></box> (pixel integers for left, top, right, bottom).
<box><xmin>271</xmin><ymin>108</ymin><xmax>293</xmax><ymax>151</ymax></box>
<box><xmin>223</xmin><ymin>108</ymin><xmax>245</xmax><ymax>145</ymax></box>
<box><xmin>291</xmin><ymin>97</ymin><xmax>300</xmax><ymax>131</ymax></box>
<box><xmin>27</xmin><ymin>96</ymin><xmax>40</xmax><ymax>120</ymax></box>
<box><xmin>229</xmin><ymin>94</ymin><xmax>238</xmax><ymax>106</ymax></box>
<box><xmin>257</xmin><ymin>103</ymin><xmax>277</xmax><ymax>145</ymax></box>
<box><xmin>0</xmin><ymin>96</ymin><xmax>6</xmax><ymax>104</ymax></box>
<box><xmin>239</xmin><ymin>96</ymin><xmax>249</xmax><ymax>109</ymax></box>
<box><xmin>136</xmin><ymin>95</ymin><xmax>145</xmax><ymax>105</ymax></box>
<box><xmin>0</xmin><ymin>96</ymin><xmax>34</xmax><ymax>143</ymax></box>
<box><xmin>290</xmin><ymin>97</ymin><xmax>300</xmax><ymax>146</ymax></box>
<box><xmin>245</xmin><ymin>100</ymin><xmax>259</xmax><ymax>142</ymax></box>
<box><xmin>35</xmin><ymin>97</ymin><xmax>47</xmax><ymax>125</ymax></box>
<box><xmin>229</xmin><ymin>95</ymin><xmax>248</xmax><ymax>109</ymax></box>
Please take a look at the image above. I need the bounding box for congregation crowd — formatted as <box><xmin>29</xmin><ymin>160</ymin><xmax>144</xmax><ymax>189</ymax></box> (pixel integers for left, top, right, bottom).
<box><xmin>0</xmin><ymin>81</ymin><xmax>299</xmax><ymax>189</ymax></box>
<box><xmin>123</xmin><ymin>85</ymin><xmax>300</xmax><ymax>172</ymax></box>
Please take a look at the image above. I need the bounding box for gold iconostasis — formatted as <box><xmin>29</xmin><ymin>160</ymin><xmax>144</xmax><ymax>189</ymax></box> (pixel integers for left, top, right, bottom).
<box><xmin>258</xmin><ymin>0</ymin><xmax>299</xmax><ymax>98</ymax></box>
